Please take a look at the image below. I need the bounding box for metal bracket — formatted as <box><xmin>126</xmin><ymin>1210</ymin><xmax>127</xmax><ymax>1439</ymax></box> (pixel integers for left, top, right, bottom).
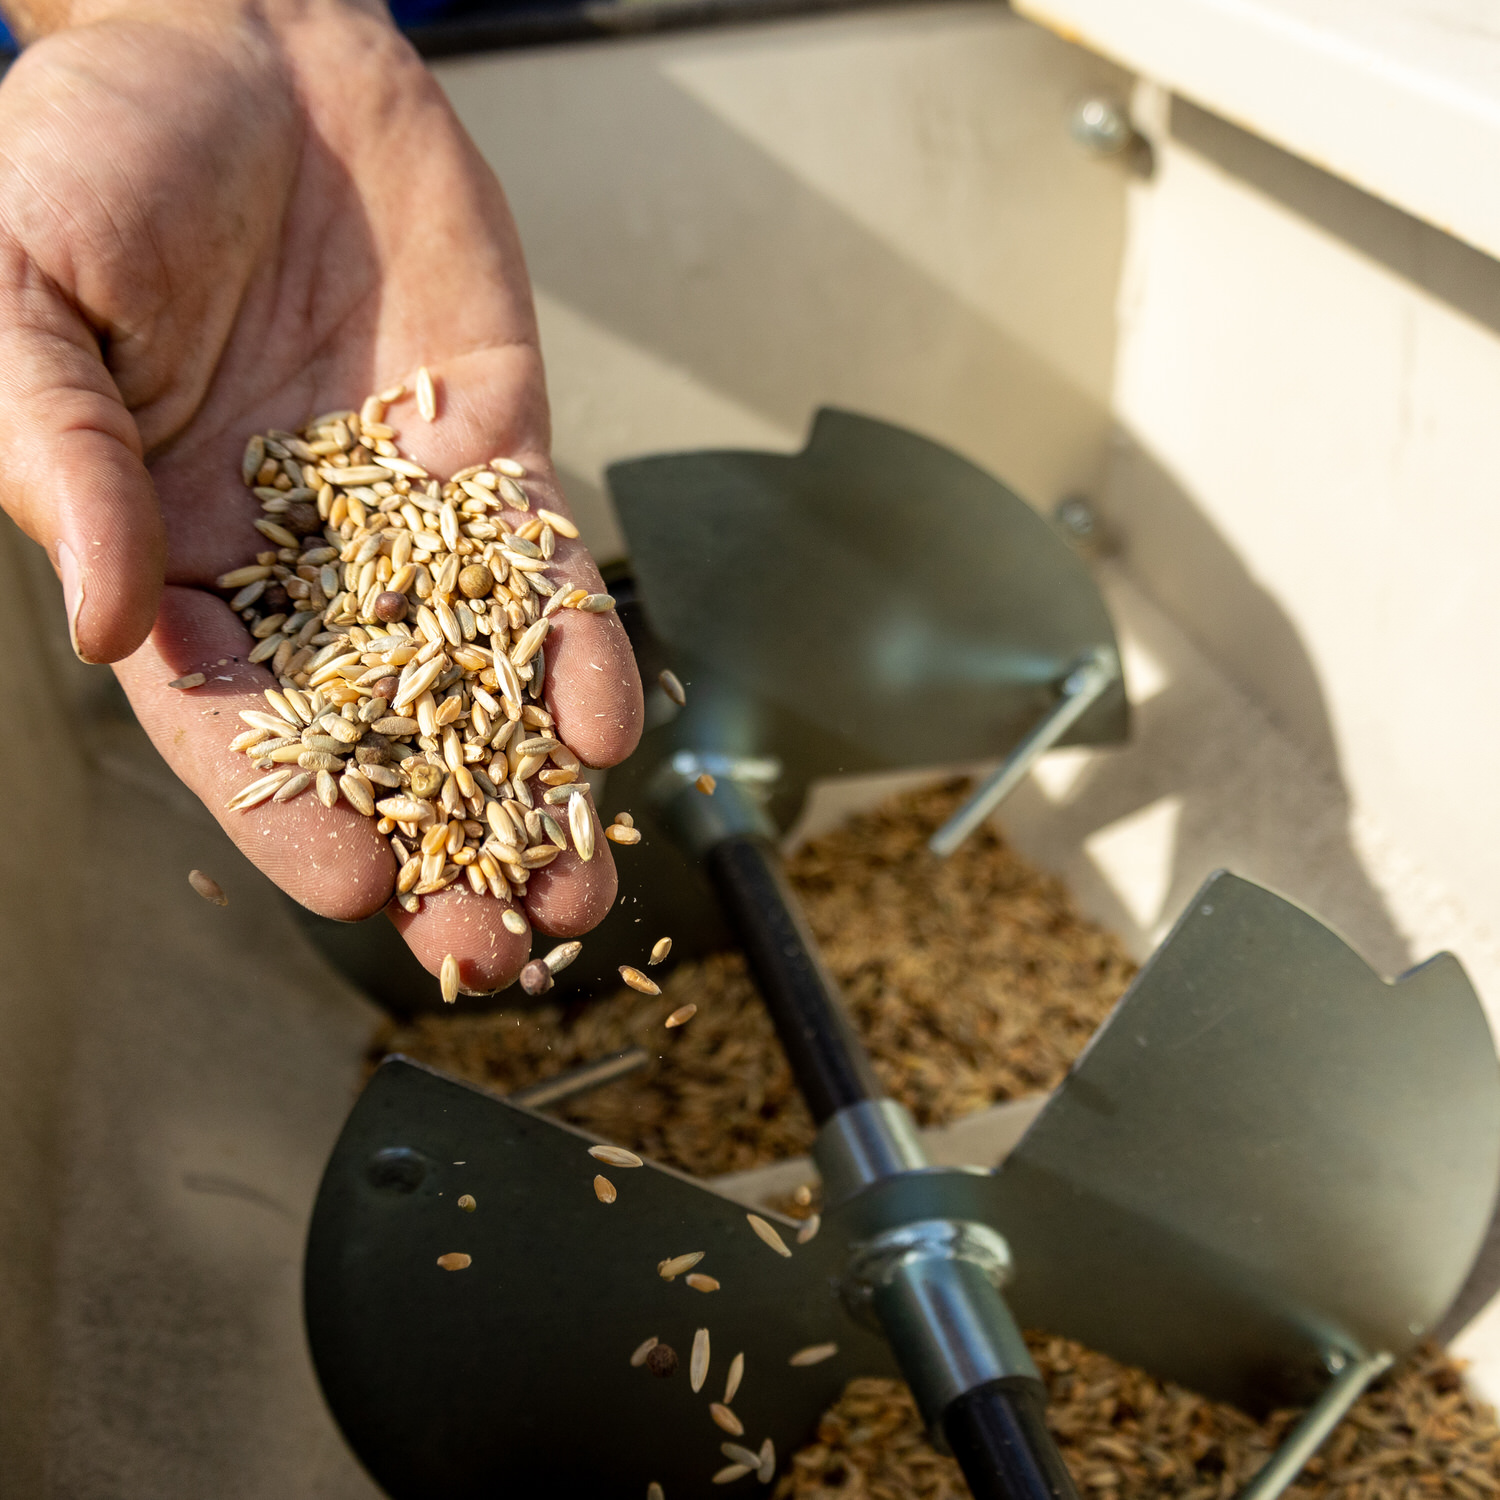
<box><xmin>929</xmin><ymin>645</ymin><xmax>1120</xmax><ymax>857</ymax></box>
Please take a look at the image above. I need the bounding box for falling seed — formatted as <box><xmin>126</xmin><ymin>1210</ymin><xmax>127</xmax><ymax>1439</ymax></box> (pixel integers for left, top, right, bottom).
<box><xmin>520</xmin><ymin>959</ymin><xmax>554</xmax><ymax>996</ymax></box>
<box><xmin>722</xmin><ymin>1443</ymin><xmax>760</xmax><ymax>1470</ymax></box>
<box><xmin>630</xmin><ymin>1336</ymin><xmax>659</xmax><ymax>1368</ymax></box>
<box><xmin>440</xmin><ymin>953</ymin><xmax>460</xmax><ymax>1005</ymax></box>
<box><xmin>665</xmin><ymin>1003</ymin><xmax>697</xmax><ymax>1029</ymax></box>
<box><xmin>695</xmin><ymin>772</ymin><xmax>717</xmax><ymax>795</ymax></box>
<box><xmin>710</xmin><ymin>1404</ymin><xmax>745</xmax><ymax>1436</ymax></box>
<box><xmin>756</xmin><ymin>1438</ymin><xmax>775</xmax><ymax>1484</ymax></box>
<box><xmin>659</xmin><ymin>669</ymin><xmax>686</xmax><ymax>706</ymax></box>
<box><xmin>436</xmin><ymin>1252</ymin><xmax>471</xmax><ymax>1271</ymax></box>
<box><xmin>646</xmin><ymin>1343</ymin><xmax>678</xmax><ymax>1377</ymax></box>
<box><xmin>647</xmin><ymin>1485</ymin><xmax>665</xmax><ymax>1500</ymax></box>
<box><xmin>502</xmin><ymin>908</ymin><xmax>528</xmax><ymax>935</ymax></box>
<box><xmin>168</xmin><ymin>672</ymin><xmax>206</xmax><ymax>690</ymax></box>
<box><xmin>724</xmin><ymin>1352</ymin><xmax>745</xmax><ymax>1404</ymax></box>
<box><xmin>416</xmin><ymin>365</ymin><xmax>437</xmax><ymax>421</ymax></box>
<box><xmin>593</xmin><ymin>1174</ymin><xmax>617</xmax><ymax>1204</ymax></box>
<box><xmin>686</xmin><ymin>1273</ymin><xmax>720</xmax><ymax>1293</ymax></box>
<box><xmin>457</xmin><ymin>1194</ymin><xmax>477</xmax><ymax>1212</ymax></box>
<box><xmin>746</xmin><ymin>1214</ymin><xmax>792</xmax><ymax>1258</ymax></box>
<box><xmin>658</xmin><ymin>1251</ymin><xmax>704</xmax><ymax>1280</ymax></box>
<box><xmin>713</xmin><ymin>1466</ymin><xmax>751</xmax><ymax>1486</ymax></box>
<box><xmin>797</xmin><ymin>1213</ymin><xmax>822</xmax><ymax>1244</ymax></box>
<box><xmin>614</xmin><ymin>812</ymin><xmax>635</xmax><ymax>828</ymax></box>
<box><xmin>589</xmin><ymin>1144</ymin><xmax>644</xmax><ymax>1168</ymax></box>
<box><xmin>789</xmin><ymin>1343</ymin><xmax>838</xmax><ymax>1367</ymax></box>
<box><xmin>690</xmin><ymin>1328</ymin><xmax>711</xmax><ymax>1392</ymax></box>
<box><xmin>605</xmin><ymin>824</ymin><xmax>642</xmax><ymax>845</ymax></box>
<box><xmin>649</xmin><ymin>936</ymin><xmax>673</xmax><ymax>965</ymax></box>
<box><xmin>620</xmin><ymin>966</ymin><xmax>661</xmax><ymax>995</ymax></box>
<box><xmin>544</xmin><ymin>941</ymin><xmax>582</xmax><ymax>973</ymax></box>
<box><xmin>188</xmin><ymin>870</ymin><xmax>228</xmax><ymax>906</ymax></box>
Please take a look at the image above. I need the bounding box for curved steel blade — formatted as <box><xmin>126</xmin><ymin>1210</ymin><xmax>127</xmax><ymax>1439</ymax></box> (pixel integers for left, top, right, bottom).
<box><xmin>991</xmin><ymin>871</ymin><xmax>1500</xmax><ymax>1410</ymax></box>
<box><xmin>305</xmin><ymin>1058</ymin><xmax>893</xmax><ymax>1499</ymax></box>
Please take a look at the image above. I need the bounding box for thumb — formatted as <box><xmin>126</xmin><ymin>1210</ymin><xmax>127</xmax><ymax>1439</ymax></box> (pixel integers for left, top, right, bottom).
<box><xmin>0</xmin><ymin>248</ymin><xmax>165</xmax><ymax>663</ymax></box>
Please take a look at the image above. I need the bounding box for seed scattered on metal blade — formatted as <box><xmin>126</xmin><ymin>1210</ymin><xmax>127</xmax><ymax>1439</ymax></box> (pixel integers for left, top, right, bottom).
<box><xmin>665</xmin><ymin>1003</ymin><xmax>697</xmax><ymax>1028</ymax></box>
<box><xmin>188</xmin><ymin>870</ymin><xmax>228</xmax><ymax>906</ymax></box>
<box><xmin>659</xmin><ymin>669</ymin><xmax>686</xmax><ymax>706</ymax></box>
<box><xmin>789</xmin><ymin>1342</ymin><xmax>838</xmax><ymax>1367</ymax></box>
<box><xmin>589</xmin><ymin>1144</ymin><xmax>643</xmax><ymax>1168</ymax></box>
<box><xmin>649</xmin><ymin>936</ymin><xmax>672</xmax><ymax>965</ymax></box>
<box><xmin>797</xmin><ymin>1213</ymin><xmax>821</xmax><ymax>1244</ymax></box>
<box><xmin>457</xmin><ymin>1194</ymin><xmax>476</xmax><ymax>1212</ymax></box>
<box><xmin>620</xmin><ymin>966</ymin><xmax>660</xmax><ymax>995</ymax></box>
<box><xmin>593</xmin><ymin>1174</ymin><xmax>617</xmax><ymax>1203</ymax></box>
<box><xmin>746</xmin><ymin>1213</ymin><xmax>792</xmax><ymax>1257</ymax></box>
<box><xmin>686</xmin><ymin>1273</ymin><xmax>720</xmax><ymax>1293</ymax></box>
<box><xmin>724</xmin><ymin>1352</ymin><xmax>744</xmax><ymax>1404</ymax></box>
<box><xmin>440</xmin><ymin>953</ymin><xmax>460</xmax><ymax>1005</ymax></box>
<box><xmin>691</xmin><ymin>1327</ymin><xmax>710</xmax><ymax>1392</ymax></box>
<box><xmin>630</xmin><ymin>1336</ymin><xmax>659</xmax><ymax>1368</ymax></box>
<box><xmin>710</xmin><ymin>1404</ymin><xmax>744</xmax><ymax>1436</ymax></box>
<box><xmin>436</xmin><ymin>1252</ymin><xmax>471</xmax><ymax>1271</ymax></box>
<box><xmin>659</xmin><ymin>1251</ymin><xmax>704</xmax><ymax>1280</ymax></box>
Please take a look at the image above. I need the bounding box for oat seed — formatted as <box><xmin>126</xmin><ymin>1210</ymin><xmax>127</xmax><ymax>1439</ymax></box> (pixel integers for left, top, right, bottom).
<box><xmin>440</xmin><ymin>953</ymin><xmax>460</xmax><ymax>1005</ymax></box>
<box><xmin>724</xmin><ymin>1352</ymin><xmax>744</xmax><ymax>1405</ymax></box>
<box><xmin>665</xmin><ymin>1004</ymin><xmax>697</xmax><ymax>1029</ymax></box>
<box><xmin>630</xmin><ymin>1336</ymin><xmax>659</xmax><ymax>1368</ymax></box>
<box><xmin>658</xmin><ymin>1252</ymin><xmax>704</xmax><ymax>1280</ymax></box>
<box><xmin>712</xmin><ymin>1465</ymin><xmax>751</xmax><ymax>1485</ymax></box>
<box><xmin>690</xmin><ymin>1328</ymin><xmax>710</xmax><ymax>1392</ymax></box>
<box><xmin>747</xmin><ymin>1215</ymin><xmax>792</xmax><ymax>1258</ymax></box>
<box><xmin>710</xmin><ymin>1405</ymin><xmax>744</xmax><ymax>1436</ymax></box>
<box><xmin>188</xmin><ymin>870</ymin><xmax>228</xmax><ymax>906</ymax></box>
<box><xmin>588</xmin><ymin>1144</ymin><xmax>643</xmax><ymax>1168</ymax></box>
<box><xmin>659</xmin><ymin>670</ymin><xmax>686</xmax><ymax>706</ymax></box>
<box><xmin>789</xmin><ymin>1343</ymin><xmax>837</xmax><ymax>1367</ymax></box>
<box><xmin>416</xmin><ymin>366</ymin><xmax>437</xmax><ymax>422</ymax></box>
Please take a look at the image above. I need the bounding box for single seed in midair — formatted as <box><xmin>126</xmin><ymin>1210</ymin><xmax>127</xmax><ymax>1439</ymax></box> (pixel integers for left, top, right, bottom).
<box><xmin>721</xmin><ymin>1443</ymin><xmax>759</xmax><ymax>1470</ymax></box>
<box><xmin>797</xmin><ymin>1213</ymin><xmax>822</xmax><ymax>1244</ymax></box>
<box><xmin>709</xmin><ymin>1404</ymin><xmax>744</xmax><ymax>1436</ymax></box>
<box><xmin>695</xmin><ymin>772</ymin><xmax>717</xmax><ymax>795</ymax></box>
<box><xmin>724</xmin><ymin>1351</ymin><xmax>745</xmax><ymax>1405</ymax></box>
<box><xmin>659</xmin><ymin>669</ymin><xmax>686</xmax><ymax>706</ymax></box>
<box><xmin>757</xmin><ymin>1438</ymin><xmax>775</xmax><ymax>1484</ymax></box>
<box><xmin>619</xmin><ymin>965</ymin><xmax>660</xmax><ymax>995</ymax></box>
<box><xmin>593</xmin><ymin>1174</ymin><xmax>616</xmax><ymax>1204</ymax></box>
<box><xmin>658</xmin><ymin>1251</ymin><xmax>704</xmax><ymax>1280</ymax></box>
<box><xmin>746</xmin><ymin>1214</ymin><xmax>792</xmax><ymax>1258</ymax></box>
<box><xmin>713</xmin><ymin>1466</ymin><xmax>751</xmax><ymax>1486</ymax></box>
<box><xmin>665</xmin><ymin>1003</ymin><xmax>697</xmax><ymax>1029</ymax></box>
<box><xmin>457</xmin><ymin>1194</ymin><xmax>477</xmax><ymax>1212</ymax></box>
<box><xmin>690</xmin><ymin>1327</ymin><xmax>711</xmax><ymax>1392</ymax></box>
<box><xmin>520</xmin><ymin>959</ymin><xmax>553</xmax><ymax>996</ymax></box>
<box><xmin>646</xmin><ymin>1343</ymin><xmax>678</xmax><ymax>1378</ymax></box>
<box><xmin>544</xmin><ymin>941</ymin><xmax>582</xmax><ymax>973</ymax></box>
<box><xmin>686</xmin><ymin>1273</ymin><xmax>720</xmax><ymax>1293</ymax></box>
<box><xmin>436</xmin><ymin>1252</ymin><xmax>471</xmax><ymax>1271</ymax></box>
<box><xmin>630</xmin><ymin>1336</ymin><xmax>659</xmax><ymax>1368</ymax></box>
<box><xmin>789</xmin><ymin>1342</ymin><xmax>838</xmax><ymax>1367</ymax></box>
<box><xmin>649</xmin><ymin>936</ymin><xmax>672</xmax><ymax>965</ymax></box>
<box><xmin>440</xmin><ymin>953</ymin><xmax>460</xmax><ymax>1005</ymax></box>
<box><xmin>188</xmin><ymin>870</ymin><xmax>228</xmax><ymax>906</ymax></box>
<box><xmin>589</xmin><ymin>1144</ymin><xmax>644</xmax><ymax>1168</ymax></box>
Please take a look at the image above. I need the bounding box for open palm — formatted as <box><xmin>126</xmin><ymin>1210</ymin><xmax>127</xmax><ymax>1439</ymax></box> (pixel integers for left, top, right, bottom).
<box><xmin>0</xmin><ymin>2</ymin><xmax>643</xmax><ymax>990</ymax></box>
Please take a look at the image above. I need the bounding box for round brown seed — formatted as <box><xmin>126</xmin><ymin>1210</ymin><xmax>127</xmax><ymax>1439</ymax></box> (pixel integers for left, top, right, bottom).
<box><xmin>520</xmin><ymin>959</ymin><xmax>554</xmax><ymax>996</ymax></box>
<box><xmin>458</xmin><ymin>563</ymin><xmax>494</xmax><ymax>599</ymax></box>
<box><xmin>646</xmin><ymin>1343</ymin><xmax>678</xmax><ymax>1378</ymax></box>
<box><xmin>284</xmin><ymin>502</ymin><xmax>322</xmax><ymax>536</ymax></box>
<box><xmin>372</xmin><ymin>676</ymin><xmax>400</xmax><ymax>702</ymax></box>
<box><xmin>373</xmin><ymin>590</ymin><xmax>408</xmax><ymax>623</ymax></box>
<box><xmin>409</xmin><ymin>763</ymin><xmax>443</xmax><ymax>798</ymax></box>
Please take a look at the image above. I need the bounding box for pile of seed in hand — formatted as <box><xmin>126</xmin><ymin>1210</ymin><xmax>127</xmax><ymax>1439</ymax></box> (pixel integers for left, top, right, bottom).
<box><xmin>216</xmin><ymin>376</ymin><xmax>624</xmax><ymax>912</ymax></box>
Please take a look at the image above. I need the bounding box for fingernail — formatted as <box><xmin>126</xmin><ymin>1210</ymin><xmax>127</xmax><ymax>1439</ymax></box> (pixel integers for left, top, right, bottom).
<box><xmin>58</xmin><ymin>541</ymin><xmax>87</xmax><ymax>661</ymax></box>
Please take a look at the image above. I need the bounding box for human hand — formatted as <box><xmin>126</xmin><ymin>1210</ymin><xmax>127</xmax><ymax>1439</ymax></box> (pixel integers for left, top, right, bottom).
<box><xmin>0</xmin><ymin>0</ymin><xmax>644</xmax><ymax>989</ymax></box>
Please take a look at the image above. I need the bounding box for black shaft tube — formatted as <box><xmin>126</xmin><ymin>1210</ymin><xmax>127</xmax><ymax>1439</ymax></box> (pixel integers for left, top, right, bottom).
<box><xmin>705</xmin><ymin>833</ymin><xmax>882</xmax><ymax>1123</ymax></box>
<box><xmin>944</xmin><ymin>1381</ymin><xmax>1081</xmax><ymax>1500</ymax></box>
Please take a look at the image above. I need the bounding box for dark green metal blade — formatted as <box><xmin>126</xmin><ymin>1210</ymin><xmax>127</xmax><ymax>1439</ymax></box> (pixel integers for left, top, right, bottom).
<box><xmin>305</xmin><ymin>1058</ymin><xmax>894</xmax><ymax>1499</ymax></box>
<box><xmin>990</xmin><ymin>871</ymin><xmax>1500</xmax><ymax>1411</ymax></box>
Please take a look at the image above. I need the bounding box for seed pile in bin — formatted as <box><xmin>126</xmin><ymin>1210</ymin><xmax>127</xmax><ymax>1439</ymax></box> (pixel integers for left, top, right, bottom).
<box><xmin>217</xmin><ymin>379</ymin><xmax>624</xmax><ymax>911</ymax></box>
<box><xmin>374</xmin><ymin>780</ymin><xmax>1499</xmax><ymax>1499</ymax></box>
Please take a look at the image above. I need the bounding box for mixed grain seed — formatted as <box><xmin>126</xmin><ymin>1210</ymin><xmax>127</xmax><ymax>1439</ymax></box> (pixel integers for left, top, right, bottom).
<box><xmin>659</xmin><ymin>1252</ymin><xmax>705</xmax><ymax>1281</ymax></box>
<box><xmin>457</xmin><ymin>1194</ymin><xmax>477</xmax><ymax>1211</ymax></box>
<box><xmin>796</xmin><ymin>1214</ymin><xmax>821</xmax><ymax>1245</ymax></box>
<box><xmin>436</xmin><ymin>1252</ymin><xmax>471</xmax><ymax>1271</ymax></box>
<box><xmin>665</xmin><ymin>1003</ymin><xmax>697</xmax><ymax>1029</ymax></box>
<box><xmin>746</xmin><ymin>1214</ymin><xmax>793</xmax><ymax>1259</ymax></box>
<box><xmin>188</xmin><ymin>869</ymin><xmax>228</xmax><ymax>906</ymax></box>
<box><xmin>620</xmin><ymin>966</ymin><xmax>661</xmax><ymax>996</ymax></box>
<box><xmin>649</xmin><ymin>936</ymin><xmax>673</xmax><ymax>965</ymax></box>
<box><xmin>440</xmin><ymin>953</ymin><xmax>460</xmax><ymax>1005</ymax></box>
<box><xmin>169</xmin><ymin>672</ymin><xmax>206</xmax><ymax>690</ymax></box>
<box><xmin>223</xmin><ymin>397</ymin><xmax>621</xmax><ymax>917</ymax></box>
<box><xmin>725</xmin><ymin>1352</ymin><xmax>745</xmax><ymax>1405</ymax></box>
<box><xmin>630</xmin><ymin>1336</ymin><xmax>660</xmax><ymax>1368</ymax></box>
<box><xmin>593</xmin><ymin>1174</ymin><xmax>617</xmax><ymax>1204</ymax></box>
<box><xmin>646</xmin><ymin>1343</ymin><xmax>678</xmax><ymax>1378</ymax></box>
<box><xmin>589</xmin><ymin>1144</ymin><xmax>644</xmax><ymax>1168</ymax></box>
<box><xmin>685</xmin><ymin>1273</ymin><xmax>720</xmax><ymax>1293</ymax></box>
<box><xmin>714</xmin><ymin>1465</ymin><xmax>752</xmax><ymax>1485</ymax></box>
<box><xmin>691</xmin><ymin>1328</ymin><xmax>711</xmax><ymax>1393</ymax></box>
<box><xmin>789</xmin><ymin>1344</ymin><xmax>838</xmax><ymax>1368</ymax></box>
<box><xmin>659</xmin><ymin>669</ymin><xmax>686</xmax><ymax>707</ymax></box>
<box><xmin>711</xmin><ymin>1404</ymin><xmax>745</xmax><ymax>1437</ymax></box>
